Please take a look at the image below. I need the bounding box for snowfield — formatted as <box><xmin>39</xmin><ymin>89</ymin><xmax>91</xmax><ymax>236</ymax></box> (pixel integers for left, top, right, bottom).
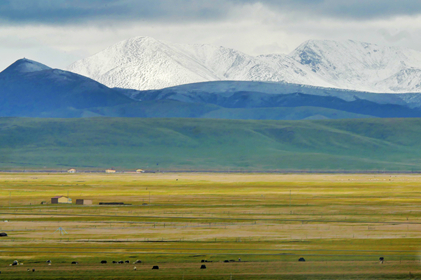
<box><xmin>67</xmin><ymin>37</ymin><xmax>421</xmax><ymax>93</ymax></box>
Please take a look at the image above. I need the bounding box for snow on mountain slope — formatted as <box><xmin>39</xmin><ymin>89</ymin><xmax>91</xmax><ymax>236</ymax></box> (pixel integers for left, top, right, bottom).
<box><xmin>290</xmin><ymin>40</ymin><xmax>421</xmax><ymax>92</ymax></box>
<box><xmin>126</xmin><ymin>80</ymin><xmax>408</xmax><ymax>106</ymax></box>
<box><xmin>375</xmin><ymin>68</ymin><xmax>421</xmax><ymax>92</ymax></box>
<box><xmin>67</xmin><ymin>37</ymin><xmax>330</xmax><ymax>90</ymax></box>
<box><xmin>67</xmin><ymin>37</ymin><xmax>421</xmax><ymax>93</ymax></box>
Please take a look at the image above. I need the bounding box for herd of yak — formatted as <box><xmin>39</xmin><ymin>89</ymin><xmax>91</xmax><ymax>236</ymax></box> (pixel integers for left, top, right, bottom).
<box><xmin>0</xmin><ymin>257</ymin><xmax>386</xmax><ymax>274</ymax></box>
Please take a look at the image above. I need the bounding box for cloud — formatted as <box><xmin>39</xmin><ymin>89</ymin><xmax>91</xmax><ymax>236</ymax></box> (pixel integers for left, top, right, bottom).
<box><xmin>239</xmin><ymin>0</ymin><xmax>421</xmax><ymax>20</ymax></box>
<box><xmin>1</xmin><ymin>0</ymin><xmax>421</xmax><ymax>25</ymax></box>
<box><xmin>0</xmin><ymin>0</ymin><xmax>232</xmax><ymax>25</ymax></box>
<box><xmin>253</xmin><ymin>42</ymin><xmax>290</xmax><ymax>55</ymax></box>
<box><xmin>378</xmin><ymin>29</ymin><xmax>411</xmax><ymax>43</ymax></box>
<box><xmin>1</xmin><ymin>0</ymin><xmax>421</xmax><ymax>72</ymax></box>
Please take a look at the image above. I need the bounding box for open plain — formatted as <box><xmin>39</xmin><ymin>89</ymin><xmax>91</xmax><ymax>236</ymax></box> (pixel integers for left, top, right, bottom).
<box><xmin>0</xmin><ymin>172</ymin><xmax>421</xmax><ymax>279</ymax></box>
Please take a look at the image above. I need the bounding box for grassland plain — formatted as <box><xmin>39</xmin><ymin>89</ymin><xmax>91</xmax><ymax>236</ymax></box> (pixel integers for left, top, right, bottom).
<box><xmin>0</xmin><ymin>172</ymin><xmax>421</xmax><ymax>279</ymax></box>
<box><xmin>3</xmin><ymin>117</ymin><xmax>421</xmax><ymax>171</ymax></box>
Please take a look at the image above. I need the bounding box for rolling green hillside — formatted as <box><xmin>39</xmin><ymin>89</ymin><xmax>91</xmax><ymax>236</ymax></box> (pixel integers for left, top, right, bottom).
<box><xmin>90</xmin><ymin>100</ymin><xmax>375</xmax><ymax>120</ymax></box>
<box><xmin>1</xmin><ymin>117</ymin><xmax>421</xmax><ymax>171</ymax></box>
<box><xmin>201</xmin><ymin>106</ymin><xmax>374</xmax><ymax>120</ymax></box>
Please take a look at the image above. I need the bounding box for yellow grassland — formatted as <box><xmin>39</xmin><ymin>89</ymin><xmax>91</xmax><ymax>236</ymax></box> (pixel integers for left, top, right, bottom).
<box><xmin>0</xmin><ymin>173</ymin><xmax>421</xmax><ymax>279</ymax></box>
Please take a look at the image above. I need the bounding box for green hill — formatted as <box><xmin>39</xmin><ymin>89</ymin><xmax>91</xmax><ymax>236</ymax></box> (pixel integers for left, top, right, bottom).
<box><xmin>1</xmin><ymin>117</ymin><xmax>421</xmax><ymax>171</ymax></box>
<box><xmin>201</xmin><ymin>106</ymin><xmax>374</xmax><ymax>120</ymax></box>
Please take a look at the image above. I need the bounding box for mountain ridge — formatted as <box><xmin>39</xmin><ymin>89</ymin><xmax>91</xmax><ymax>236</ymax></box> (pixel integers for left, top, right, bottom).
<box><xmin>3</xmin><ymin>58</ymin><xmax>421</xmax><ymax>120</ymax></box>
<box><xmin>67</xmin><ymin>37</ymin><xmax>421</xmax><ymax>93</ymax></box>
<box><xmin>0</xmin><ymin>58</ymin><xmax>132</xmax><ymax>117</ymax></box>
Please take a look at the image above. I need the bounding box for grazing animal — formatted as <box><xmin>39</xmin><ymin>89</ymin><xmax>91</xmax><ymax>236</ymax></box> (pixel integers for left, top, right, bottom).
<box><xmin>152</xmin><ymin>265</ymin><xmax>159</xmax><ymax>270</ymax></box>
<box><xmin>379</xmin><ymin>257</ymin><xmax>384</xmax><ymax>264</ymax></box>
<box><xmin>134</xmin><ymin>260</ymin><xmax>142</xmax><ymax>264</ymax></box>
<box><xmin>134</xmin><ymin>267</ymin><xmax>137</xmax><ymax>270</ymax></box>
<box><xmin>112</xmin><ymin>261</ymin><xmax>117</xmax><ymax>264</ymax></box>
<box><xmin>224</xmin><ymin>260</ymin><xmax>229</xmax><ymax>263</ymax></box>
<box><xmin>101</xmin><ymin>260</ymin><xmax>107</xmax><ymax>264</ymax></box>
<box><xmin>298</xmin><ymin>257</ymin><xmax>306</xmax><ymax>262</ymax></box>
<box><xmin>201</xmin><ymin>260</ymin><xmax>205</xmax><ymax>263</ymax></box>
<box><xmin>71</xmin><ymin>262</ymin><xmax>78</xmax><ymax>265</ymax></box>
<box><xmin>32</xmin><ymin>269</ymin><xmax>35</xmax><ymax>272</ymax></box>
<box><xmin>46</xmin><ymin>260</ymin><xmax>51</xmax><ymax>263</ymax></box>
<box><xmin>125</xmin><ymin>260</ymin><xmax>130</xmax><ymax>264</ymax></box>
<box><xmin>200</xmin><ymin>265</ymin><xmax>206</xmax><ymax>269</ymax></box>
<box><xmin>118</xmin><ymin>261</ymin><xmax>124</xmax><ymax>264</ymax></box>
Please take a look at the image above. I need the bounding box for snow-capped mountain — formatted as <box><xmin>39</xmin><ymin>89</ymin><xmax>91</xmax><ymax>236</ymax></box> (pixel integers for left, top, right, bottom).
<box><xmin>67</xmin><ymin>36</ymin><xmax>332</xmax><ymax>90</ymax></box>
<box><xmin>67</xmin><ymin>37</ymin><xmax>421</xmax><ymax>93</ymax></box>
<box><xmin>289</xmin><ymin>40</ymin><xmax>421</xmax><ymax>93</ymax></box>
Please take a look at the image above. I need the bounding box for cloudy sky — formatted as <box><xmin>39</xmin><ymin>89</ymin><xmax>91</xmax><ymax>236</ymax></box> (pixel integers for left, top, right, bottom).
<box><xmin>0</xmin><ymin>0</ymin><xmax>420</xmax><ymax>71</ymax></box>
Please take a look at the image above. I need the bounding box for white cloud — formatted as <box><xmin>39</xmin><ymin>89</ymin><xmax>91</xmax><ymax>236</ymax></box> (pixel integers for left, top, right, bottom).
<box><xmin>0</xmin><ymin>3</ymin><xmax>421</xmax><ymax>71</ymax></box>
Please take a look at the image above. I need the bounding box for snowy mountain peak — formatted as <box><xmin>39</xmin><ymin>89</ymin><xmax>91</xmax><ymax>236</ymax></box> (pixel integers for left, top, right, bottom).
<box><xmin>290</xmin><ymin>39</ymin><xmax>421</xmax><ymax>92</ymax></box>
<box><xmin>67</xmin><ymin>37</ymin><xmax>421</xmax><ymax>93</ymax></box>
<box><xmin>3</xmin><ymin>58</ymin><xmax>51</xmax><ymax>74</ymax></box>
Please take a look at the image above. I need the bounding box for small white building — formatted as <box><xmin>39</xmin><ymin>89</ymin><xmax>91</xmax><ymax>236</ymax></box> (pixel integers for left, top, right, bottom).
<box><xmin>51</xmin><ymin>196</ymin><xmax>72</xmax><ymax>204</ymax></box>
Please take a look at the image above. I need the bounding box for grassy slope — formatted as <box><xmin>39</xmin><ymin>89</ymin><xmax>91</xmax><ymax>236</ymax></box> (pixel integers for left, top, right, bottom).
<box><xmin>202</xmin><ymin>106</ymin><xmax>375</xmax><ymax>120</ymax></box>
<box><xmin>1</xmin><ymin>117</ymin><xmax>421</xmax><ymax>170</ymax></box>
<box><xmin>91</xmin><ymin>100</ymin><xmax>377</xmax><ymax>120</ymax></box>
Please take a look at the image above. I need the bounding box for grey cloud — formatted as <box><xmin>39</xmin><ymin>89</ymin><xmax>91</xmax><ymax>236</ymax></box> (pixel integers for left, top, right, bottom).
<box><xmin>1</xmin><ymin>0</ymin><xmax>421</xmax><ymax>25</ymax></box>
<box><xmin>242</xmin><ymin>0</ymin><xmax>421</xmax><ymax>20</ymax></box>
<box><xmin>0</xmin><ymin>0</ymin><xmax>232</xmax><ymax>25</ymax></box>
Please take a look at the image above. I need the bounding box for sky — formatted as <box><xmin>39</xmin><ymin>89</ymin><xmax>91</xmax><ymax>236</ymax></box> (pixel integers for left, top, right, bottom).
<box><xmin>1</xmin><ymin>0</ymin><xmax>421</xmax><ymax>71</ymax></box>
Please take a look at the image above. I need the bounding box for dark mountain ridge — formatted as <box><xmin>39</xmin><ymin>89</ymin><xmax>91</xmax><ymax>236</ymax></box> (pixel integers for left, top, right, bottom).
<box><xmin>1</xmin><ymin>58</ymin><xmax>421</xmax><ymax>120</ymax></box>
<box><xmin>0</xmin><ymin>58</ymin><xmax>132</xmax><ymax>117</ymax></box>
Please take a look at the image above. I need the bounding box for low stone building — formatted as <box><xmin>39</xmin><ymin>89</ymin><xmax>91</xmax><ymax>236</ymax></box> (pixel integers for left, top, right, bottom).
<box><xmin>67</xmin><ymin>168</ymin><xmax>76</xmax><ymax>173</ymax></box>
<box><xmin>105</xmin><ymin>168</ymin><xmax>116</xmax><ymax>173</ymax></box>
<box><xmin>76</xmin><ymin>199</ymin><xmax>92</xmax><ymax>205</ymax></box>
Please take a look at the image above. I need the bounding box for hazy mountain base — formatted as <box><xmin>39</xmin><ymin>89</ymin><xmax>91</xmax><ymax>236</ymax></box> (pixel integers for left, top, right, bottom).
<box><xmin>1</xmin><ymin>117</ymin><xmax>421</xmax><ymax>171</ymax></box>
<box><xmin>91</xmin><ymin>100</ymin><xmax>374</xmax><ymax>120</ymax></box>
